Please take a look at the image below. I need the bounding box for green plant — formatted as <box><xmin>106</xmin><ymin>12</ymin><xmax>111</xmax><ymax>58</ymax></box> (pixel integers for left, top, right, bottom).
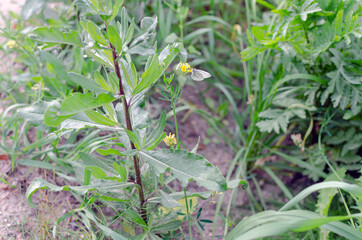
<box><xmin>220</xmin><ymin>0</ymin><xmax>362</xmax><ymax>239</ymax></box>
<box><xmin>5</xmin><ymin>1</ymin><xmax>247</xmax><ymax>238</ymax></box>
<box><xmin>1</xmin><ymin>0</ymin><xmax>361</xmax><ymax>239</ymax></box>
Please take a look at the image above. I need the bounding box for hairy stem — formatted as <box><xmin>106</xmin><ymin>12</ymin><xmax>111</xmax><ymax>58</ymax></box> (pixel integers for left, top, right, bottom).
<box><xmin>108</xmin><ymin>32</ymin><xmax>147</xmax><ymax>222</ymax></box>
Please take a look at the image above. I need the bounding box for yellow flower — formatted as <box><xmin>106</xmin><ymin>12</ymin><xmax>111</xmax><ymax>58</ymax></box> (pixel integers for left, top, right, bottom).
<box><xmin>6</xmin><ymin>40</ymin><xmax>17</xmax><ymax>49</ymax></box>
<box><xmin>177</xmin><ymin>62</ymin><xmax>193</xmax><ymax>73</ymax></box>
<box><xmin>31</xmin><ymin>83</ymin><xmax>49</xmax><ymax>91</ymax></box>
<box><xmin>163</xmin><ymin>133</ymin><xmax>177</xmax><ymax>146</ymax></box>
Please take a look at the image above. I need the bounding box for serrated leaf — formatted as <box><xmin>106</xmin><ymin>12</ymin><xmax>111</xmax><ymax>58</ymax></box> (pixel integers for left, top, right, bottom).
<box><xmin>300</xmin><ymin>0</ymin><xmax>322</xmax><ymax>21</ymax></box>
<box><xmin>257</xmin><ymin>109</ymin><xmax>289</xmax><ymax>133</ymax></box>
<box><xmin>241</xmin><ymin>46</ymin><xmax>266</xmax><ymax>61</ymax></box>
<box><xmin>139</xmin><ymin>149</ymin><xmax>227</xmax><ymax>191</ymax></box>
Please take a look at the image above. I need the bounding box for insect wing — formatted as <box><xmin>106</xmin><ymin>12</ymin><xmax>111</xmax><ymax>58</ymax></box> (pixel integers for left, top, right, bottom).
<box><xmin>191</xmin><ymin>69</ymin><xmax>211</xmax><ymax>81</ymax></box>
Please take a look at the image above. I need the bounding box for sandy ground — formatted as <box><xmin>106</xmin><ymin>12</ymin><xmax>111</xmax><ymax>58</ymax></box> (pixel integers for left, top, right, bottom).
<box><xmin>0</xmin><ymin>1</ymin><xmax>35</xmax><ymax>239</ymax></box>
<box><xmin>0</xmin><ymin>0</ymin><xmax>25</xmax><ymax>28</ymax></box>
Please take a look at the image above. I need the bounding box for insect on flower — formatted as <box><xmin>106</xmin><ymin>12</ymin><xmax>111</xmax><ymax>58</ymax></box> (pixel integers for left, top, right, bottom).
<box><xmin>177</xmin><ymin>62</ymin><xmax>211</xmax><ymax>81</ymax></box>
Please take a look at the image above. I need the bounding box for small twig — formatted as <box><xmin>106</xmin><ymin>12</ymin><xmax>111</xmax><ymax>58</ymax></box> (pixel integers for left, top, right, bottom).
<box><xmin>145</xmin><ymin>184</ymin><xmax>165</xmax><ymax>202</ymax></box>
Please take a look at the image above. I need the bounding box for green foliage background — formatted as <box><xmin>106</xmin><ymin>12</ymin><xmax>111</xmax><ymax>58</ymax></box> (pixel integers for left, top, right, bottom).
<box><xmin>0</xmin><ymin>0</ymin><xmax>361</xmax><ymax>239</ymax></box>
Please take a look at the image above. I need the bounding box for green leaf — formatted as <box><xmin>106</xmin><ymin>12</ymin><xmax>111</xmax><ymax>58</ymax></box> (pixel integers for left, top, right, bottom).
<box><xmin>84</xmin><ymin>168</ymin><xmax>91</xmax><ymax>185</ymax></box>
<box><xmin>130</xmin><ymin>62</ymin><xmax>138</xmax><ymax>87</ymax></box>
<box><xmin>185</xmin><ymin>15</ymin><xmax>232</xmax><ymax>29</ymax></box>
<box><xmin>280</xmin><ymin>181</ymin><xmax>362</xmax><ymax>211</ymax></box>
<box><xmin>124</xmin><ymin>20</ymin><xmax>135</xmax><ymax>45</ymax></box>
<box><xmin>84</xmin><ymin>209</ymin><xmax>128</xmax><ymax>240</ymax></box>
<box><xmin>26</xmin><ymin>178</ymin><xmax>135</xmax><ymax>208</ymax></box>
<box><xmin>85</xmin><ymin>49</ymin><xmax>113</xmax><ymax>68</ymax></box>
<box><xmin>74</xmin><ymin>0</ymin><xmax>97</xmax><ymax>15</ymax></box>
<box><xmin>159</xmin><ymin>43</ymin><xmax>184</xmax><ymax>69</ymax></box>
<box><xmin>90</xmin><ymin>0</ymin><xmax>102</xmax><ymax>11</ymax></box>
<box><xmin>241</xmin><ymin>46</ymin><xmax>266</xmax><ymax>61</ymax></box>
<box><xmin>316</xmin><ymin>169</ymin><xmax>346</xmax><ymax>216</ymax></box>
<box><xmin>44</xmin><ymin>93</ymin><xmax>116</xmax><ymax>127</ymax></box>
<box><xmin>86</xmin><ymin>21</ymin><xmax>107</xmax><ymax>46</ymax></box>
<box><xmin>17</xmin><ymin>101</ymin><xmax>55</xmax><ymax>129</ymax></box>
<box><xmin>85</xmin><ymin>110</ymin><xmax>118</xmax><ymax>126</ymax></box>
<box><xmin>127</xmin><ymin>16</ymin><xmax>157</xmax><ymax>56</ymax></box>
<box><xmin>33</xmin><ymin>27</ymin><xmax>82</xmax><ymax>47</ymax></box>
<box><xmin>227</xmin><ymin>179</ymin><xmax>249</xmax><ymax>189</ymax></box>
<box><xmin>334</xmin><ymin>10</ymin><xmax>344</xmax><ymax>37</ymax></box>
<box><xmin>109</xmin><ymin>0</ymin><xmax>123</xmax><ymax>23</ymax></box>
<box><xmin>146</xmin><ymin>132</ymin><xmax>166</xmax><ymax>151</ymax></box>
<box><xmin>321</xmin><ymin>49</ymin><xmax>362</xmax><ymax>115</ymax></box>
<box><xmin>85</xmin><ymin>166</ymin><xmax>107</xmax><ymax>179</ymax></box>
<box><xmin>300</xmin><ymin>0</ymin><xmax>322</xmax><ymax>21</ymax></box>
<box><xmin>123</xmin><ymin>209</ymin><xmax>147</xmax><ymax>227</ymax></box>
<box><xmin>226</xmin><ymin>210</ymin><xmax>362</xmax><ymax>240</ymax></box>
<box><xmin>151</xmin><ymin>220</ymin><xmax>182</xmax><ymax>233</ymax></box>
<box><xmin>143</xmin><ymin>111</ymin><xmax>166</xmax><ymax>148</ymax></box>
<box><xmin>94</xmin><ymin>71</ymin><xmax>114</xmax><ymax>92</ymax></box>
<box><xmin>107</xmin><ymin>25</ymin><xmax>123</xmax><ymax>53</ymax></box>
<box><xmin>120</xmin><ymin>60</ymin><xmax>134</xmax><ymax>89</ymax></box>
<box><xmin>113</xmin><ymin>162</ymin><xmax>128</xmax><ymax>182</ymax></box>
<box><xmin>68</xmin><ymin>72</ymin><xmax>107</xmax><ymax>93</ymax></box>
<box><xmin>125</xmin><ymin>129</ymin><xmax>141</xmax><ymax>149</ymax></box>
<box><xmin>40</xmin><ymin>51</ymin><xmax>73</xmax><ymax>87</ymax></box>
<box><xmin>97</xmin><ymin>148</ymin><xmax>122</xmax><ymax>156</ymax></box>
<box><xmin>59</xmin><ymin>112</ymin><xmax>123</xmax><ymax>131</ymax></box>
<box><xmin>22</xmin><ymin>133</ymin><xmax>57</xmax><ymax>151</ymax></box>
<box><xmin>79</xmin><ymin>152</ymin><xmax>118</xmax><ymax>175</ymax></box>
<box><xmin>256</xmin><ymin>109</ymin><xmax>289</xmax><ymax>133</ymax></box>
<box><xmin>132</xmin><ymin>54</ymin><xmax>162</xmax><ymax>95</ymax></box>
<box><xmin>139</xmin><ymin>149</ymin><xmax>227</xmax><ymax>192</ymax></box>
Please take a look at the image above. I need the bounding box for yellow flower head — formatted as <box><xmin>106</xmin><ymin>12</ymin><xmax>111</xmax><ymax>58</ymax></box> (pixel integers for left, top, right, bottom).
<box><xmin>163</xmin><ymin>133</ymin><xmax>177</xmax><ymax>146</ymax></box>
<box><xmin>177</xmin><ymin>62</ymin><xmax>193</xmax><ymax>73</ymax></box>
<box><xmin>6</xmin><ymin>40</ymin><xmax>17</xmax><ymax>49</ymax></box>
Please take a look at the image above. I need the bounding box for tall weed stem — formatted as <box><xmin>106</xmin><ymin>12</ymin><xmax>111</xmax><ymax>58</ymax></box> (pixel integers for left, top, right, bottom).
<box><xmin>107</xmin><ymin>24</ymin><xmax>147</xmax><ymax>222</ymax></box>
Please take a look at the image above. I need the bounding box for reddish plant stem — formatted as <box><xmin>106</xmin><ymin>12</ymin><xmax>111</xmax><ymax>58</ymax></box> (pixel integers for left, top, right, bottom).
<box><xmin>108</xmin><ymin>38</ymin><xmax>147</xmax><ymax>222</ymax></box>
